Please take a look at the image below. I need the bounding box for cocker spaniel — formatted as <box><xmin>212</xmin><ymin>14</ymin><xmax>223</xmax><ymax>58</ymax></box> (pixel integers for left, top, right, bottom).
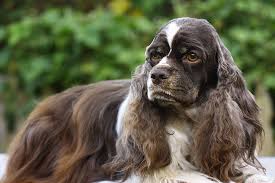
<box><xmin>2</xmin><ymin>17</ymin><xmax>274</xmax><ymax>183</ymax></box>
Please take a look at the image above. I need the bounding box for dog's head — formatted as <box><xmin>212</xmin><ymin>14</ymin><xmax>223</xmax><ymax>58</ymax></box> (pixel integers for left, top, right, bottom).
<box><xmin>146</xmin><ymin>18</ymin><xmax>219</xmax><ymax>107</ymax></box>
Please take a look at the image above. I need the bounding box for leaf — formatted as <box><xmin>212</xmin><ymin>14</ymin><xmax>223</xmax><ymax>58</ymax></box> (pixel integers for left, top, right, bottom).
<box><xmin>109</xmin><ymin>0</ymin><xmax>131</xmax><ymax>15</ymax></box>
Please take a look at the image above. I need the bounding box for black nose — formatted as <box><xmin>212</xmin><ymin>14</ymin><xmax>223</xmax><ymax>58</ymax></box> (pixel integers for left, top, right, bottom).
<box><xmin>150</xmin><ymin>68</ymin><xmax>170</xmax><ymax>84</ymax></box>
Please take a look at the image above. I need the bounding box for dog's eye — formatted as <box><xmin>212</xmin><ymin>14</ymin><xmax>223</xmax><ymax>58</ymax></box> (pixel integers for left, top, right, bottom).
<box><xmin>186</xmin><ymin>52</ymin><xmax>199</xmax><ymax>62</ymax></box>
<box><xmin>150</xmin><ymin>48</ymin><xmax>165</xmax><ymax>63</ymax></box>
<box><xmin>151</xmin><ymin>53</ymin><xmax>163</xmax><ymax>62</ymax></box>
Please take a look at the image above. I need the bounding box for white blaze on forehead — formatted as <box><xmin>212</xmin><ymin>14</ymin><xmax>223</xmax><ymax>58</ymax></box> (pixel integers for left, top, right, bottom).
<box><xmin>158</xmin><ymin>56</ymin><xmax>170</xmax><ymax>67</ymax></box>
<box><xmin>165</xmin><ymin>22</ymin><xmax>180</xmax><ymax>47</ymax></box>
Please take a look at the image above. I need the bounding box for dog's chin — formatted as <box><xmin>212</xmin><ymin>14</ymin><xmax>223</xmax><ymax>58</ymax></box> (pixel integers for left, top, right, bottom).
<box><xmin>147</xmin><ymin>86</ymin><xmax>198</xmax><ymax>108</ymax></box>
<box><xmin>148</xmin><ymin>90</ymin><xmax>178</xmax><ymax>106</ymax></box>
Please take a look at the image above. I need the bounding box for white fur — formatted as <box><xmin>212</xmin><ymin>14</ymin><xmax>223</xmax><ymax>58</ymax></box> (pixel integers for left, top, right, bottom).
<box><xmin>165</xmin><ymin>22</ymin><xmax>180</xmax><ymax>47</ymax></box>
<box><xmin>245</xmin><ymin>174</ymin><xmax>274</xmax><ymax>183</ymax></box>
<box><xmin>147</xmin><ymin>78</ymin><xmax>153</xmax><ymax>101</ymax></box>
<box><xmin>115</xmin><ymin>95</ymin><xmax>130</xmax><ymax>135</ymax></box>
<box><xmin>165</xmin><ymin>123</ymin><xmax>195</xmax><ymax>171</ymax></box>
<box><xmin>123</xmin><ymin>171</ymin><xmax>221</xmax><ymax>183</ymax></box>
<box><xmin>158</xmin><ymin>57</ymin><xmax>170</xmax><ymax>67</ymax></box>
<box><xmin>238</xmin><ymin>160</ymin><xmax>275</xmax><ymax>183</ymax></box>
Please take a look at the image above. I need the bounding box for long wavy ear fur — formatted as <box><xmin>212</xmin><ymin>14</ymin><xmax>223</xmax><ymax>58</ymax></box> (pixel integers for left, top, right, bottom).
<box><xmin>192</xmin><ymin>30</ymin><xmax>264</xmax><ymax>182</ymax></box>
<box><xmin>105</xmin><ymin>63</ymin><xmax>171</xmax><ymax>180</ymax></box>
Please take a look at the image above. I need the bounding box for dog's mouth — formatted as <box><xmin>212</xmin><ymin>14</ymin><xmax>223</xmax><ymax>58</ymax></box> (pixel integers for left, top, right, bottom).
<box><xmin>148</xmin><ymin>88</ymin><xmax>179</xmax><ymax>104</ymax></box>
<box><xmin>151</xmin><ymin>91</ymin><xmax>176</xmax><ymax>102</ymax></box>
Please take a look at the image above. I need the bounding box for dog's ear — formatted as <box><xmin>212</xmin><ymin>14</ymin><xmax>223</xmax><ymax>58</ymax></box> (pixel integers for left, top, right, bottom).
<box><xmin>192</xmin><ymin>28</ymin><xmax>264</xmax><ymax>182</ymax></box>
<box><xmin>104</xmin><ymin>63</ymin><xmax>171</xmax><ymax>180</ymax></box>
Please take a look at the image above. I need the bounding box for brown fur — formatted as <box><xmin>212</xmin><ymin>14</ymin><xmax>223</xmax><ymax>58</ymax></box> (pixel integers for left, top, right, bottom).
<box><xmin>192</xmin><ymin>33</ymin><xmax>264</xmax><ymax>182</ymax></box>
<box><xmin>104</xmin><ymin>64</ymin><xmax>171</xmax><ymax>180</ymax></box>
<box><xmin>1</xmin><ymin>18</ymin><xmax>264</xmax><ymax>183</ymax></box>
<box><xmin>2</xmin><ymin>80</ymin><xmax>130</xmax><ymax>183</ymax></box>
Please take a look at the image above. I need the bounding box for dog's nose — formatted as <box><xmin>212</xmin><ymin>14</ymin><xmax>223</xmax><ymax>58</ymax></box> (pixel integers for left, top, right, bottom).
<box><xmin>150</xmin><ymin>68</ymin><xmax>170</xmax><ymax>84</ymax></box>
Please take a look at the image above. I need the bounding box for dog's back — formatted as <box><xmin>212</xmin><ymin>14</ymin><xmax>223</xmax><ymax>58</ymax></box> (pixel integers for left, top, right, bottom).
<box><xmin>1</xmin><ymin>80</ymin><xmax>130</xmax><ymax>183</ymax></box>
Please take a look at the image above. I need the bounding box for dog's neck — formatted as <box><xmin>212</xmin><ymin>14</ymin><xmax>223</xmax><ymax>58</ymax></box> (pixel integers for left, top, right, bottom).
<box><xmin>165</xmin><ymin>113</ymin><xmax>196</xmax><ymax>169</ymax></box>
<box><xmin>122</xmin><ymin>110</ymin><xmax>221</xmax><ymax>183</ymax></box>
<box><xmin>115</xmin><ymin>97</ymin><xmax>224</xmax><ymax>182</ymax></box>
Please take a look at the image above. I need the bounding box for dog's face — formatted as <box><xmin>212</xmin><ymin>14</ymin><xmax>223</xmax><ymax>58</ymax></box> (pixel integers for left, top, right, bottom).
<box><xmin>146</xmin><ymin>18</ymin><xmax>219</xmax><ymax>107</ymax></box>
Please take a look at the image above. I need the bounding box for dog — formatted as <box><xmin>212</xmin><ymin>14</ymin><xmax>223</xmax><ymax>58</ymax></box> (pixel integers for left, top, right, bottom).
<box><xmin>2</xmin><ymin>17</ymin><xmax>274</xmax><ymax>183</ymax></box>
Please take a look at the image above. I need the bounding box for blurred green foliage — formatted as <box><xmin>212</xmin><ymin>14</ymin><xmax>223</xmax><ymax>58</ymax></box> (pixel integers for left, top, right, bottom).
<box><xmin>0</xmin><ymin>0</ymin><xmax>275</xmax><ymax>132</ymax></box>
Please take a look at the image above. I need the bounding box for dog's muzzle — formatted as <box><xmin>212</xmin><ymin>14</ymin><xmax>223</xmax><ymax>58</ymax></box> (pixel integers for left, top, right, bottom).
<box><xmin>147</xmin><ymin>66</ymin><xmax>177</xmax><ymax>104</ymax></box>
<box><xmin>150</xmin><ymin>66</ymin><xmax>171</xmax><ymax>85</ymax></box>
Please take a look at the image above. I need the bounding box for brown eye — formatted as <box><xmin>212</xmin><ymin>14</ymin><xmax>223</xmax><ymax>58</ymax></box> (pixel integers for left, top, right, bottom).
<box><xmin>150</xmin><ymin>48</ymin><xmax>164</xmax><ymax>63</ymax></box>
<box><xmin>187</xmin><ymin>52</ymin><xmax>199</xmax><ymax>62</ymax></box>
<box><xmin>151</xmin><ymin>54</ymin><xmax>163</xmax><ymax>62</ymax></box>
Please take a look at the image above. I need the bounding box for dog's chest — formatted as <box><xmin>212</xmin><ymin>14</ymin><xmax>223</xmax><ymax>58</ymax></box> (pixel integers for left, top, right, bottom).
<box><xmin>123</xmin><ymin>120</ymin><xmax>222</xmax><ymax>183</ymax></box>
<box><xmin>165</xmin><ymin>121</ymin><xmax>196</xmax><ymax>172</ymax></box>
<box><xmin>136</xmin><ymin>121</ymin><xmax>199</xmax><ymax>182</ymax></box>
